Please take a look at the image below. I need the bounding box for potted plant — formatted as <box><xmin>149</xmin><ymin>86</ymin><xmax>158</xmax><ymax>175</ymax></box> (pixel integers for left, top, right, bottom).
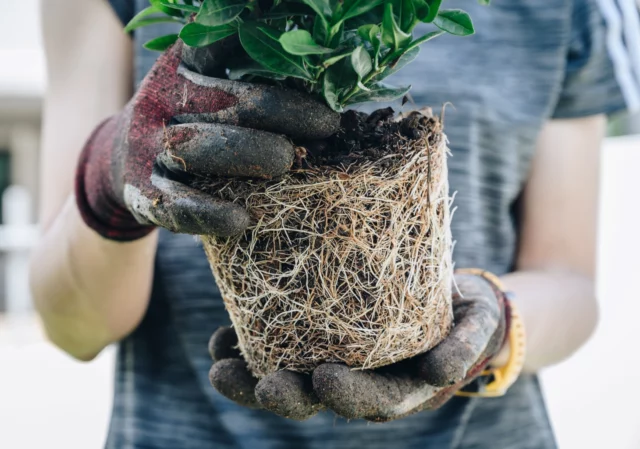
<box><xmin>128</xmin><ymin>0</ymin><xmax>481</xmax><ymax>377</ymax></box>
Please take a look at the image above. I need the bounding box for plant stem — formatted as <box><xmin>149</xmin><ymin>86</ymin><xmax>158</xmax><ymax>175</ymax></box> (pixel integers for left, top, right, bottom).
<box><xmin>338</xmin><ymin>50</ymin><xmax>398</xmax><ymax>105</ymax></box>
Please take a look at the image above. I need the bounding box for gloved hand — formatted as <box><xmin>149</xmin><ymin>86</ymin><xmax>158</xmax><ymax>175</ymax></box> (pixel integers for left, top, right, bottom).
<box><xmin>208</xmin><ymin>273</ymin><xmax>508</xmax><ymax>421</ymax></box>
<box><xmin>75</xmin><ymin>39</ymin><xmax>339</xmax><ymax>241</ymax></box>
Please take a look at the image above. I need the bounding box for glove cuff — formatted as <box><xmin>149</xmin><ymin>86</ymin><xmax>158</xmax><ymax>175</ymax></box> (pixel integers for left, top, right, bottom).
<box><xmin>454</xmin><ymin>269</ymin><xmax>526</xmax><ymax>398</ymax></box>
<box><xmin>75</xmin><ymin>117</ymin><xmax>155</xmax><ymax>242</ymax></box>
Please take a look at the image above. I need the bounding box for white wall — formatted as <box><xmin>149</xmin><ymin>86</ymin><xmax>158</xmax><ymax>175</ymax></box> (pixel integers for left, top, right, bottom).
<box><xmin>0</xmin><ymin>0</ymin><xmax>43</xmax><ymax>219</ymax></box>
<box><xmin>0</xmin><ymin>0</ymin><xmax>45</xmax><ymax>98</ymax></box>
<box><xmin>0</xmin><ymin>318</ymin><xmax>114</xmax><ymax>449</ymax></box>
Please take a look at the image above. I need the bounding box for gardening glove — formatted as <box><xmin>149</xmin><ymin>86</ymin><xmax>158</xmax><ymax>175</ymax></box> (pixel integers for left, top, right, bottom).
<box><xmin>75</xmin><ymin>40</ymin><xmax>339</xmax><ymax>241</ymax></box>
<box><xmin>208</xmin><ymin>273</ymin><xmax>508</xmax><ymax>422</ymax></box>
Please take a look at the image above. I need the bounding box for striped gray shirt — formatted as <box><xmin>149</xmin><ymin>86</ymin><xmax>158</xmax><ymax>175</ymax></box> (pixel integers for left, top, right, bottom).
<box><xmin>105</xmin><ymin>0</ymin><xmax>640</xmax><ymax>448</ymax></box>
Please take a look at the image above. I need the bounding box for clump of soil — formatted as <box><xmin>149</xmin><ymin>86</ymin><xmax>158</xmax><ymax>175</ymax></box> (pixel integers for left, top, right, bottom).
<box><xmin>200</xmin><ymin>108</ymin><xmax>453</xmax><ymax>377</ymax></box>
<box><xmin>300</xmin><ymin>108</ymin><xmax>443</xmax><ymax>169</ymax></box>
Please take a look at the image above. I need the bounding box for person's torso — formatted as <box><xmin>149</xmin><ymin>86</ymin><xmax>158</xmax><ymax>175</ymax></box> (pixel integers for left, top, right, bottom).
<box><xmin>106</xmin><ymin>1</ymin><xmax>567</xmax><ymax>447</ymax></box>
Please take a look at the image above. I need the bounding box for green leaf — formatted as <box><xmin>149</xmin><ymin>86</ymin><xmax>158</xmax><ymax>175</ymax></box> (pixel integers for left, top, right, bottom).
<box><xmin>238</xmin><ymin>23</ymin><xmax>313</xmax><ymax>80</ymax></box>
<box><xmin>196</xmin><ymin>0</ymin><xmax>247</xmax><ymax>27</ymax></box>
<box><xmin>254</xmin><ymin>25</ymin><xmax>281</xmax><ymax>42</ymax></box>
<box><xmin>143</xmin><ymin>34</ymin><xmax>179</xmax><ymax>51</ymax></box>
<box><xmin>228</xmin><ymin>58</ymin><xmax>288</xmax><ymax>80</ymax></box>
<box><xmin>150</xmin><ymin>0</ymin><xmax>184</xmax><ymax>17</ymax></box>
<box><xmin>357</xmin><ymin>80</ymin><xmax>371</xmax><ymax>91</ymax></box>
<box><xmin>343</xmin><ymin>7</ymin><xmax>386</xmax><ymax>29</ymax></box>
<box><xmin>357</xmin><ymin>24</ymin><xmax>380</xmax><ymax>43</ymax></box>
<box><xmin>300</xmin><ymin>0</ymin><xmax>332</xmax><ymax>24</ymax></box>
<box><xmin>262</xmin><ymin>3</ymin><xmax>314</xmax><ymax>19</ymax></box>
<box><xmin>406</xmin><ymin>30</ymin><xmax>444</xmax><ymax>51</ymax></box>
<box><xmin>375</xmin><ymin>45</ymin><xmax>419</xmax><ymax>81</ymax></box>
<box><xmin>125</xmin><ymin>16</ymin><xmax>182</xmax><ymax>34</ymax></box>
<box><xmin>124</xmin><ymin>6</ymin><xmax>177</xmax><ymax>33</ymax></box>
<box><xmin>347</xmin><ymin>82</ymin><xmax>411</xmax><ymax>105</ymax></box>
<box><xmin>382</xmin><ymin>3</ymin><xmax>411</xmax><ymax>51</ymax></box>
<box><xmin>323</xmin><ymin>57</ymin><xmax>359</xmax><ymax>111</ymax></box>
<box><xmin>340</xmin><ymin>0</ymin><xmax>386</xmax><ymax>23</ymax></box>
<box><xmin>421</xmin><ymin>0</ymin><xmax>442</xmax><ymax>23</ymax></box>
<box><xmin>327</xmin><ymin>21</ymin><xmax>344</xmax><ymax>48</ymax></box>
<box><xmin>412</xmin><ymin>0</ymin><xmax>431</xmax><ymax>22</ymax></box>
<box><xmin>433</xmin><ymin>9</ymin><xmax>475</xmax><ymax>36</ymax></box>
<box><xmin>358</xmin><ymin>24</ymin><xmax>382</xmax><ymax>68</ymax></box>
<box><xmin>300</xmin><ymin>0</ymin><xmax>332</xmax><ymax>46</ymax></box>
<box><xmin>351</xmin><ymin>46</ymin><xmax>372</xmax><ymax>79</ymax></box>
<box><xmin>279</xmin><ymin>30</ymin><xmax>333</xmax><ymax>55</ymax></box>
<box><xmin>322</xmin><ymin>50</ymin><xmax>353</xmax><ymax>68</ymax></box>
<box><xmin>157</xmin><ymin>1</ymin><xmax>200</xmax><ymax>14</ymax></box>
<box><xmin>179</xmin><ymin>22</ymin><xmax>237</xmax><ymax>47</ymax></box>
<box><xmin>322</xmin><ymin>71</ymin><xmax>342</xmax><ymax>112</ymax></box>
<box><xmin>478</xmin><ymin>0</ymin><xmax>491</xmax><ymax>4</ymax></box>
<box><xmin>394</xmin><ymin>0</ymin><xmax>417</xmax><ymax>32</ymax></box>
<box><xmin>312</xmin><ymin>14</ymin><xmax>329</xmax><ymax>44</ymax></box>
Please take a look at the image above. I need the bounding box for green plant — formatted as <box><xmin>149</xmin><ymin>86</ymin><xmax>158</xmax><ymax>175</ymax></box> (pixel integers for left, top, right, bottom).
<box><xmin>127</xmin><ymin>0</ymin><xmax>485</xmax><ymax>111</ymax></box>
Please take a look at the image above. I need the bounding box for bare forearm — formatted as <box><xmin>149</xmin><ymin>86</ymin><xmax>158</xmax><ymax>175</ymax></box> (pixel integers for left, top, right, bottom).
<box><xmin>30</xmin><ymin>196</ymin><xmax>157</xmax><ymax>360</ymax></box>
<box><xmin>494</xmin><ymin>117</ymin><xmax>604</xmax><ymax>373</ymax></box>
<box><xmin>499</xmin><ymin>269</ymin><xmax>598</xmax><ymax>373</ymax></box>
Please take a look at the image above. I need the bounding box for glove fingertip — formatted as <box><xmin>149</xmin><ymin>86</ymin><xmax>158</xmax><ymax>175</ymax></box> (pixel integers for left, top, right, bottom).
<box><xmin>209</xmin><ymin>359</ymin><xmax>260</xmax><ymax>408</ymax></box>
<box><xmin>312</xmin><ymin>364</ymin><xmax>368</xmax><ymax>420</ymax></box>
<box><xmin>256</xmin><ymin>371</ymin><xmax>320</xmax><ymax>421</ymax></box>
<box><xmin>143</xmin><ymin>173</ymin><xmax>251</xmax><ymax>236</ymax></box>
<box><xmin>209</xmin><ymin>327</ymin><xmax>241</xmax><ymax>361</ymax></box>
<box><xmin>416</xmin><ymin>351</ymin><xmax>468</xmax><ymax>387</ymax></box>
<box><xmin>171</xmin><ymin>194</ymin><xmax>250</xmax><ymax>237</ymax></box>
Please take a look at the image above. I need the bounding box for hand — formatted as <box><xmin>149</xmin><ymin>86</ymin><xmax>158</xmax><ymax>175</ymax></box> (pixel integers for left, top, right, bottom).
<box><xmin>75</xmin><ymin>39</ymin><xmax>339</xmax><ymax>241</ymax></box>
<box><xmin>208</xmin><ymin>273</ymin><xmax>507</xmax><ymax>421</ymax></box>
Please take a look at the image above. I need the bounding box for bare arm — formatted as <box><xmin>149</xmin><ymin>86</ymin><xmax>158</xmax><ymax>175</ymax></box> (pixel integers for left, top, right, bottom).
<box><xmin>497</xmin><ymin>115</ymin><xmax>604</xmax><ymax>372</ymax></box>
<box><xmin>30</xmin><ymin>0</ymin><xmax>157</xmax><ymax>360</ymax></box>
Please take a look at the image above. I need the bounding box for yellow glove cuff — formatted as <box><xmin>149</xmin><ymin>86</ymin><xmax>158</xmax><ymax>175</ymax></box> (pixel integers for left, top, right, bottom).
<box><xmin>454</xmin><ymin>268</ymin><xmax>526</xmax><ymax>398</ymax></box>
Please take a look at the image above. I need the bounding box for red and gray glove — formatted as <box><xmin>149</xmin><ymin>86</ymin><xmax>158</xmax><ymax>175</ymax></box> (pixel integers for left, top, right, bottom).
<box><xmin>75</xmin><ymin>40</ymin><xmax>339</xmax><ymax>241</ymax></box>
<box><xmin>208</xmin><ymin>273</ymin><xmax>509</xmax><ymax>421</ymax></box>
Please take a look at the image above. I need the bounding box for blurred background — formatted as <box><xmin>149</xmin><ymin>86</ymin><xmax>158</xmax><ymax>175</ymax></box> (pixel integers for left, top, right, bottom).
<box><xmin>1</xmin><ymin>1</ymin><xmax>639</xmax><ymax>448</ymax></box>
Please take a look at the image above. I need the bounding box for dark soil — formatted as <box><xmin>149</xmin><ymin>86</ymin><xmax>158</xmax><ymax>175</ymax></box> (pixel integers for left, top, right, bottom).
<box><xmin>299</xmin><ymin>107</ymin><xmax>440</xmax><ymax>169</ymax></box>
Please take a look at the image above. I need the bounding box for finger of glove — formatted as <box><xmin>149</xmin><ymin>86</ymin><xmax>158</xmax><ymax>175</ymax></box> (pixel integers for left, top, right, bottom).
<box><xmin>416</xmin><ymin>274</ymin><xmax>502</xmax><ymax>387</ymax></box>
<box><xmin>181</xmin><ymin>35</ymin><xmax>241</xmax><ymax>78</ymax></box>
<box><xmin>255</xmin><ymin>371</ymin><xmax>322</xmax><ymax>421</ymax></box>
<box><xmin>175</xmin><ymin>65</ymin><xmax>340</xmax><ymax>140</ymax></box>
<box><xmin>208</xmin><ymin>326</ymin><xmax>242</xmax><ymax>361</ymax></box>
<box><xmin>313</xmin><ymin>363</ymin><xmax>439</xmax><ymax>422</ymax></box>
<box><xmin>125</xmin><ymin>170</ymin><xmax>249</xmax><ymax>236</ymax></box>
<box><xmin>158</xmin><ymin>123</ymin><xmax>295</xmax><ymax>179</ymax></box>
<box><xmin>209</xmin><ymin>359</ymin><xmax>260</xmax><ymax>409</ymax></box>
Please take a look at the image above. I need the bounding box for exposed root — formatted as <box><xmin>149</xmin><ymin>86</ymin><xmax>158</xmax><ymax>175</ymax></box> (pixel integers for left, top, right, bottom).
<box><xmin>201</xmin><ymin>111</ymin><xmax>453</xmax><ymax>377</ymax></box>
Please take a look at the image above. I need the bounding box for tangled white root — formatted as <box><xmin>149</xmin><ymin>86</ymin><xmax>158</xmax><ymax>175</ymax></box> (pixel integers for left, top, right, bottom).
<box><xmin>202</xmin><ymin>117</ymin><xmax>453</xmax><ymax>377</ymax></box>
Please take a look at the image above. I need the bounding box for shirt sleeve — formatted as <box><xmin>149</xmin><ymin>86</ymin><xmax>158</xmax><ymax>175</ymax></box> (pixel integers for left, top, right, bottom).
<box><xmin>552</xmin><ymin>0</ymin><xmax>640</xmax><ymax>118</ymax></box>
<box><xmin>107</xmin><ymin>0</ymin><xmax>135</xmax><ymax>28</ymax></box>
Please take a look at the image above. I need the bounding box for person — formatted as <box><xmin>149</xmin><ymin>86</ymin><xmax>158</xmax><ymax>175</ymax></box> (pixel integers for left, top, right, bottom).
<box><xmin>31</xmin><ymin>0</ymin><xmax>640</xmax><ymax>447</ymax></box>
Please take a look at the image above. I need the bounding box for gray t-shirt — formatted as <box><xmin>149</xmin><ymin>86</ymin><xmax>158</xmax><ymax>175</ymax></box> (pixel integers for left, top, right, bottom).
<box><xmin>105</xmin><ymin>1</ymin><xmax>638</xmax><ymax>448</ymax></box>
